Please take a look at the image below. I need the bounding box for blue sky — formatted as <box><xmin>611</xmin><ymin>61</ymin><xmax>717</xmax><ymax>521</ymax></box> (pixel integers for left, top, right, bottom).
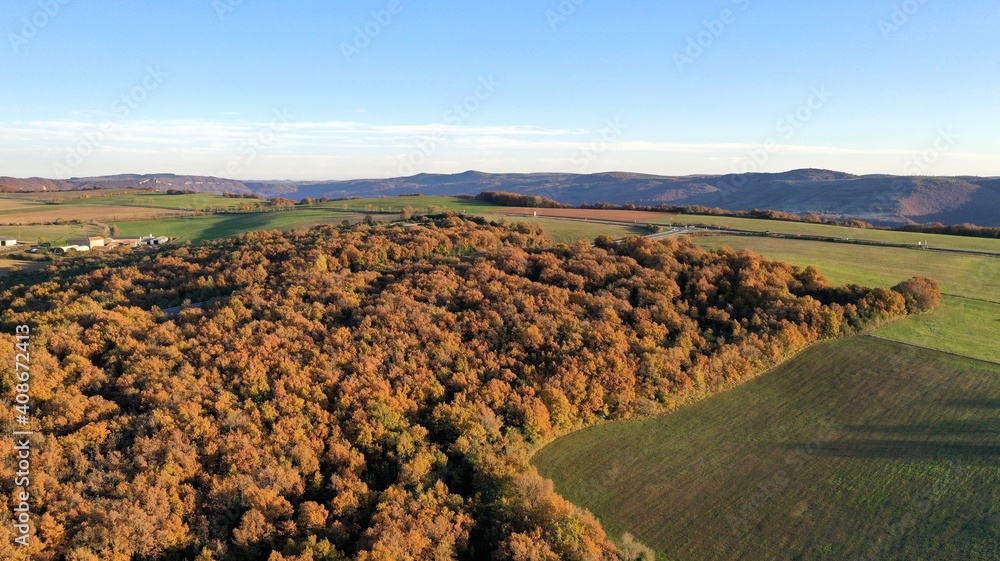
<box><xmin>1</xmin><ymin>0</ymin><xmax>997</xmax><ymax>179</ymax></box>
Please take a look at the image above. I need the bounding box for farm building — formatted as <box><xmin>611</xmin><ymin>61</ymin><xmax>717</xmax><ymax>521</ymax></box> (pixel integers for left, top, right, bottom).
<box><xmin>66</xmin><ymin>236</ymin><xmax>106</xmax><ymax>249</ymax></box>
<box><xmin>141</xmin><ymin>235</ymin><xmax>170</xmax><ymax>246</ymax></box>
<box><xmin>107</xmin><ymin>237</ymin><xmax>142</xmax><ymax>248</ymax></box>
<box><xmin>52</xmin><ymin>245</ymin><xmax>90</xmax><ymax>254</ymax></box>
<box><xmin>0</xmin><ymin>236</ymin><xmax>17</xmax><ymax>247</ymax></box>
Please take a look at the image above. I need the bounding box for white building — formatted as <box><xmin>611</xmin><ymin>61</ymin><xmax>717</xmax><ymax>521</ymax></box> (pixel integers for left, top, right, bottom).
<box><xmin>0</xmin><ymin>236</ymin><xmax>16</xmax><ymax>247</ymax></box>
<box><xmin>141</xmin><ymin>235</ymin><xmax>169</xmax><ymax>246</ymax></box>
<box><xmin>52</xmin><ymin>245</ymin><xmax>90</xmax><ymax>254</ymax></box>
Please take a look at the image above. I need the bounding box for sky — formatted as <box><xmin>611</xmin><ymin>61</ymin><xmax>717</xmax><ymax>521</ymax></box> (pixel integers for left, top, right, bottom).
<box><xmin>1</xmin><ymin>0</ymin><xmax>997</xmax><ymax>180</ymax></box>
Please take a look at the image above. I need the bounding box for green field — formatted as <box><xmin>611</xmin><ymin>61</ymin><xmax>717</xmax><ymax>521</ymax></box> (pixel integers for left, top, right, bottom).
<box><xmin>691</xmin><ymin>234</ymin><xmax>1000</xmax><ymax>364</ymax></box>
<box><xmin>0</xmin><ymin>190</ymin><xmax>257</xmax><ymax>212</ymax></box>
<box><xmin>115</xmin><ymin>211</ymin><xmax>641</xmax><ymax>245</ymax></box>
<box><xmin>874</xmin><ymin>297</ymin><xmax>1000</xmax><ymax>364</ymax></box>
<box><xmin>312</xmin><ymin>197</ymin><xmax>646</xmax><ymax>242</ymax></box>
<box><xmin>532</xmin><ymin>231</ymin><xmax>1000</xmax><ymax>560</ymax></box>
<box><xmin>66</xmin><ymin>191</ymin><xmax>257</xmax><ymax>211</ymax></box>
<box><xmin>0</xmin><ymin>223</ymin><xmax>106</xmax><ymax>245</ymax></box>
<box><xmin>495</xmin><ymin>216</ymin><xmax>647</xmax><ymax>244</ymax></box>
<box><xmin>694</xmin><ymin>235</ymin><xmax>1000</xmax><ymax>302</ymax></box>
<box><xmin>534</xmin><ymin>337</ymin><xmax>1000</xmax><ymax>560</ymax></box>
<box><xmin>654</xmin><ymin>214</ymin><xmax>1000</xmax><ymax>254</ymax></box>
<box><xmin>314</xmin><ymin>195</ymin><xmax>499</xmax><ymax>213</ymax></box>
<box><xmin>114</xmin><ymin>210</ymin><xmax>369</xmax><ymax>244</ymax></box>
<box><xmin>1</xmin><ymin>192</ymin><xmax>640</xmax><ymax>246</ymax></box>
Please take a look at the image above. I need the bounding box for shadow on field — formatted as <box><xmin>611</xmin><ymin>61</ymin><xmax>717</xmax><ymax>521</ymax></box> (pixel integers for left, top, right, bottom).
<box><xmin>790</xmin><ymin>399</ymin><xmax>1000</xmax><ymax>466</ymax></box>
<box><xmin>790</xmin><ymin>440</ymin><xmax>1000</xmax><ymax>465</ymax></box>
<box><xmin>838</xmin><ymin>421</ymin><xmax>999</xmax><ymax>436</ymax></box>
<box><xmin>946</xmin><ymin>399</ymin><xmax>1000</xmax><ymax>409</ymax></box>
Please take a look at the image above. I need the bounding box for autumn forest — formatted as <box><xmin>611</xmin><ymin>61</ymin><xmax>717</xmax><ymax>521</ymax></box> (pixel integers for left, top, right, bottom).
<box><xmin>0</xmin><ymin>216</ymin><xmax>937</xmax><ymax>560</ymax></box>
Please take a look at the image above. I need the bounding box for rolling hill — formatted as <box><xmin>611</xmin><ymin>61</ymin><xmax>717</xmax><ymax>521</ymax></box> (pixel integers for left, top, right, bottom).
<box><xmin>3</xmin><ymin>169</ymin><xmax>999</xmax><ymax>226</ymax></box>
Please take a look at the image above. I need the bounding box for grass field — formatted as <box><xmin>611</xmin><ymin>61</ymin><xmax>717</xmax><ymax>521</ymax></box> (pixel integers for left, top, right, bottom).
<box><xmin>493</xmin><ymin>216</ymin><xmax>647</xmax><ymax>243</ymax></box>
<box><xmin>497</xmin><ymin>208</ymin><xmax>675</xmax><ymax>223</ymax></box>
<box><xmin>0</xmin><ymin>223</ymin><xmax>107</xmax><ymax>245</ymax></box>
<box><xmin>694</xmin><ymin>235</ymin><xmax>1000</xmax><ymax>302</ymax></box>
<box><xmin>0</xmin><ymin>190</ymin><xmax>255</xmax><ymax>214</ymax></box>
<box><xmin>873</xmin><ymin>297</ymin><xmax>1000</xmax><ymax>364</ymax></box>
<box><xmin>113</xmin><ymin>209</ymin><xmax>370</xmax><ymax>244</ymax></box>
<box><xmin>0</xmin><ymin>205</ymin><xmax>190</xmax><ymax>224</ymax></box>
<box><xmin>64</xmin><ymin>192</ymin><xmax>259</xmax><ymax>211</ymax></box>
<box><xmin>0</xmin><ymin>190</ymin><xmax>262</xmax><ymax>231</ymax></box>
<box><xmin>692</xmin><ymin>234</ymin><xmax>1000</xmax><ymax>364</ymax></box>
<box><xmin>659</xmin><ymin>214</ymin><xmax>1000</xmax><ymax>254</ymax></box>
<box><xmin>314</xmin><ymin>195</ymin><xmax>499</xmax><ymax>213</ymax></box>
<box><xmin>498</xmin><ymin>207</ymin><xmax>1000</xmax><ymax>253</ymax></box>
<box><xmin>533</xmin><ymin>337</ymin><xmax>1000</xmax><ymax>560</ymax></box>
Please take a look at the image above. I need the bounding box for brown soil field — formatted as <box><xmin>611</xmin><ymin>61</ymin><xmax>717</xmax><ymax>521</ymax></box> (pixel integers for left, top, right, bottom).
<box><xmin>0</xmin><ymin>259</ymin><xmax>48</xmax><ymax>277</ymax></box>
<box><xmin>493</xmin><ymin>207</ymin><xmax>675</xmax><ymax>222</ymax></box>
<box><xmin>0</xmin><ymin>200</ymin><xmax>46</xmax><ymax>212</ymax></box>
<box><xmin>0</xmin><ymin>206</ymin><xmax>193</xmax><ymax>225</ymax></box>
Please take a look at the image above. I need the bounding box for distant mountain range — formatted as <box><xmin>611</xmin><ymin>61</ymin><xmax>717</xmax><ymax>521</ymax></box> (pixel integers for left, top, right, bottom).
<box><xmin>3</xmin><ymin>169</ymin><xmax>999</xmax><ymax>226</ymax></box>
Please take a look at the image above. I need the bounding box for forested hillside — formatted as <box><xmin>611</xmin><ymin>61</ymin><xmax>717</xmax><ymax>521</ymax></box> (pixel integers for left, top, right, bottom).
<box><xmin>0</xmin><ymin>216</ymin><xmax>927</xmax><ymax>560</ymax></box>
<box><xmin>6</xmin><ymin>169</ymin><xmax>999</xmax><ymax>226</ymax></box>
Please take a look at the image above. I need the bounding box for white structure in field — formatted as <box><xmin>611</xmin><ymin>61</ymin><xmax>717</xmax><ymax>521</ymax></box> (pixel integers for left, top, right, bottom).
<box><xmin>141</xmin><ymin>235</ymin><xmax>169</xmax><ymax>246</ymax></box>
<box><xmin>0</xmin><ymin>236</ymin><xmax>16</xmax><ymax>247</ymax></box>
<box><xmin>52</xmin><ymin>245</ymin><xmax>90</xmax><ymax>254</ymax></box>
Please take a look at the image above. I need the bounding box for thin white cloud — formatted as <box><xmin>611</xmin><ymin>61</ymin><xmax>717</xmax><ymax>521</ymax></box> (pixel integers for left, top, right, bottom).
<box><xmin>0</xmin><ymin>118</ymin><xmax>997</xmax><ymax>179</ymax></box>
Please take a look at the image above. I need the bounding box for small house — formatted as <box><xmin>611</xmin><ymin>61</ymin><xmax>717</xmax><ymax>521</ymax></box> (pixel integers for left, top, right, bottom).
<box><xmin>0</xmin><ymin>236</ymin><xmax>16</xmax><ymax>247</ymax></box>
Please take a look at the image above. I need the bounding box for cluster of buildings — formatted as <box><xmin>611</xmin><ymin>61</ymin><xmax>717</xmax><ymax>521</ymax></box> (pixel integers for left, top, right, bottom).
<box><xmin>0</xmin><ymin>234</ymin><xmax>169</xmax><ymax>254</ymax></box>
<box><xmin>51</xmin><ymin>234</ymin><xmax>169</xmax><ymax>254</ymax></box>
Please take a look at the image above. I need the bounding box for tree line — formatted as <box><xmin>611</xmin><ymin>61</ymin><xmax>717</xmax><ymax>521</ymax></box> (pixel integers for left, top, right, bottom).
<box><xmin>474</xmin><ymin>192</ymin><xmax>570</xmax><ymax>209</ymax></box>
